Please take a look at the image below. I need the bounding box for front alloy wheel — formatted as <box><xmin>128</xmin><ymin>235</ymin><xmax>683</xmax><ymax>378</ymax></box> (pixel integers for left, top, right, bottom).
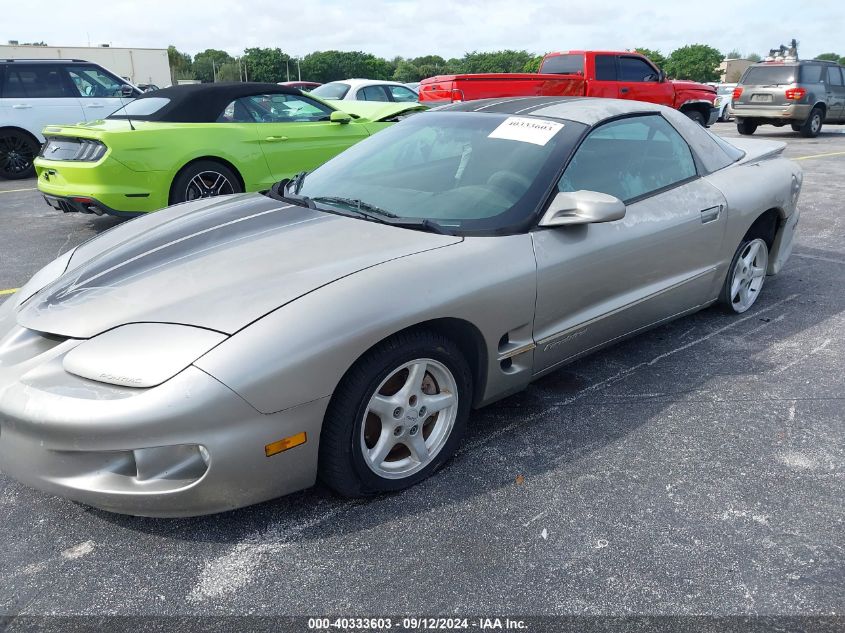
<box><xmin>319</xmin><ymin>330</ymin><xmax>472</xmax><ymax>497</ymax></box>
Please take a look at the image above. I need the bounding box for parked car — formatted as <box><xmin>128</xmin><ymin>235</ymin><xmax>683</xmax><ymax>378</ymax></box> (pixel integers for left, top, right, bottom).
<box><xmin>714</xmin><ymin>83</ymin><xmax>737</xmax><ymax>121</ymax></box>
<box><xmin>0</xmin><ymin>97</ymin><xmax>801</xmax><ymax>516</ymax></box>
<box><xmin>418</xmin><ymin>51</ymin><xmax>718</xmax><ymax>126</ymax></box>
<box><xmin>405</xmin><ymin>82</ymin><xmax>421</xmax><ymax>91</ymax></box>
<box><xmin>34</xmin><ymin>82</ymin><xmax>425</xmax><ymax>216</ymax></box>
<box><xmin>0</xmin><ymin>58</ymin><xmax>141</xmax><ymax>179</ymax></box>
<box><xmin>732</xmin><ymin>59</ymin><xmax>845</xmax><ymax>137</ymax></box>
<box><xmin>278</xmin><ymin>81</ymin><xmax>321</xmax><ymax>91</ymax></box>
<box><xmin>311</xmin><ymin>79</ymin><xmax>419</xmax><ymax>103</ymax></box>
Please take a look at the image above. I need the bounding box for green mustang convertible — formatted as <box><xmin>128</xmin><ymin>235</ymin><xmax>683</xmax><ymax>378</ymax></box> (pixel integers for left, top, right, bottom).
<box><xmin>34</xmin><ymin>83</ymin><xmax>426</xmax><ymax>216</ymax></box>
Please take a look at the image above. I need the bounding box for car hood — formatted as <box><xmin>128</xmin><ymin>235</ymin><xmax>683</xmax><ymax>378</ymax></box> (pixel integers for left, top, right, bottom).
<box><xmin>333</xmin><ymin>101</ymin><xmax>427</xmax><ymax>121</ymax></box>
<box><xmin>16</xmin><ymin>194</ymin><xmax>461</xmax><ymax>338</ymax></box>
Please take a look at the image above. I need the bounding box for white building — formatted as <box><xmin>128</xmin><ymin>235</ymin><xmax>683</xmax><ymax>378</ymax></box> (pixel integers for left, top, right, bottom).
<box><xmin>0</xmin><ymin>43</ymin><xmax>171</xmax><ymax>87</ymax></box>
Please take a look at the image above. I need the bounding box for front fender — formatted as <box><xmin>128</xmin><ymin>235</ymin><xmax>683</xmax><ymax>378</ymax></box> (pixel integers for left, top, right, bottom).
<box><xmin>194</xmin><ymin>234</ymin><xmax>538</xmax><ymax>414</ymax></box>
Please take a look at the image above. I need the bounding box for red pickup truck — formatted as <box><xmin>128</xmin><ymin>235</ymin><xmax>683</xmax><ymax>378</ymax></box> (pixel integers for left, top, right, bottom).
<box><xmin>419</xmin><ymin>51</ymin><xmax>718</xmax><ymax>125</ymax></box>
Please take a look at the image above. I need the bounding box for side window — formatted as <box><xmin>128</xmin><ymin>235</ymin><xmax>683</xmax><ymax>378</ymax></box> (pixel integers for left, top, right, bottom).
<box><xmin>558</xmin><ymin>115</ymin><xmax>697</xmax><ymax>202</ymax></box>
<box><xmin>357</xmin><ymin>85</ymin><xmax>390</xmax><ymax>101</ymax></box>
<box><xmin>800</xmin><ymin>64</ymin><xmax>824</xmax><ymax>83</ymax></box>
<box><xmin>618</xmin><ymin>57</ymin><xmax>659</xmax><ymax>82</ymax></box>
<box><xmin>1</xmin><ymin>64</ymin><xmax>75</xmax><ymax>98</ymax></box>
<box><xmin>594</xmin><ymin>55</ymin><xmax>617</xmax><ymax>81</ymax></box>
<box><xmin>217</xmin><ymin>98</ymin><xmax>257</xmax><ymax>123</ymax></box>
<box><xmin>388</xmin><ymin>86</ymin><xmax>418</xmax><ymax>102</ymax></box>
<box><xmin>66</xmin><ymin>65</ymin><xmax>126</xmax><ymax>97</ymax></box>
<box><xmin>240</xmin><ymin>93</ymin><xmax>332</xmax><ymax>122</ymax></box>
<box><xmin>827</xmin><ymin>66</ymin><xmax>844</xmax><ymax>87</ymax></box>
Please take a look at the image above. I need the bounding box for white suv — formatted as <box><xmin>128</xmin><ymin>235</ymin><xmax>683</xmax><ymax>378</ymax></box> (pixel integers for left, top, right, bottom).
<box><xmin>0</xmin><ymin>59</ymin><xmax>140</xmax><ymax>179</ymax></box>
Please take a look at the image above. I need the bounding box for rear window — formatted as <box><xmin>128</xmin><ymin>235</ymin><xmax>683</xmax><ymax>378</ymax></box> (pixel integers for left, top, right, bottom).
<box><xmin>310</xmin><ymin>82</ymin><xmax>350</xmax><ymax>100</ymax></box>
<box><xmin>539</xmin><ymin>54</ymin><xmax>584</xmax><ymax>75</ymax></box>
<box><xmin>741</xmin><ymin>65</ymin><xmax>798</xmax><ymax>86</ymax></box>
<box><xmin>109</xmin><ymin>97</ymin><xmax>170</xmax><ymax>118</ymax></box>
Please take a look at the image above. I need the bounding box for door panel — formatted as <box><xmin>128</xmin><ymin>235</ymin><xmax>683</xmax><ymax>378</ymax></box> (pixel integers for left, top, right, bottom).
<box><xmin>616</xmin><ymin>56</ymin><xmax>674</xmax><ymax>107</ymax></box>
<box><xmin>532</xmin><ymin>115</ymin><xmax>728</xmax><ymax>373</ymax></box>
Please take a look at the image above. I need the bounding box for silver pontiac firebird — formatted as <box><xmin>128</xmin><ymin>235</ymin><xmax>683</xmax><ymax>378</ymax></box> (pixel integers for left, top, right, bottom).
<box><xmin>0</xmin><ymin>98</ymin><xmax>801</xmax><ymax>517</ymax></box>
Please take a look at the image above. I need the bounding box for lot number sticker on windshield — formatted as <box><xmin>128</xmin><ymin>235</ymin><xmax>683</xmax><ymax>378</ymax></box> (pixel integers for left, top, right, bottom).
<box><xmin>488</xmin><ymin>117</ymin><xmax>564</xmax><ymax>146</ymax></box>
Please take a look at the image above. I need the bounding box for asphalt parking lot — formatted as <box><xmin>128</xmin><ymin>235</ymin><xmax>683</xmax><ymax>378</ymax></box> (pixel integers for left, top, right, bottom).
<box><xmin>1</xmin><ymin>122</ymin><xmax>844</xmax><ymax>621</ymax></box>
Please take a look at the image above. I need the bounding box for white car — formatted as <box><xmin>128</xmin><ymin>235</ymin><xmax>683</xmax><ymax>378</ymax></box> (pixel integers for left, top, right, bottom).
<box><xmin>0</xmin><ymin>59</ymin><xmax>140</xmax><ymax>179</ymax></box>
<box><xmin>714</xmin><ymin>83</ymin><xmax>737</xmax><ymax>122</ymax></box>
<box><xmin>310</xmin><ymin>79</ymin><xmax>419</xmax><ymax>103</ymax></box>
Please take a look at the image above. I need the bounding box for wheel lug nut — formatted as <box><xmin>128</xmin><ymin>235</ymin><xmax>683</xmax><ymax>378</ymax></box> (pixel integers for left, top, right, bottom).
<box><xmin>418</xmin><ymin>406</ymin><xmax>427</xmax><ymax>417</ymax></box>
<box><xmin>409</xmin><ymin>425</ymin><xmax>419</xmax><ymax>435</ymax></box>
<box><xmin>393</xmin><ymin>407</ymin><xmax>403</xmax><ymax>418</ymax></box>
<box><xmin>394</xmin><ymin>426</ymin><xmax>403</xmax><ymax>436</ymax></box>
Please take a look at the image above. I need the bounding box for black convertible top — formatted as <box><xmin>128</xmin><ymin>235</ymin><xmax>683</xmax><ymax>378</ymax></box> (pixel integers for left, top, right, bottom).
<box><xmin>107</xmin><ymin>82</ymin><xmax>304</xmax><ymax>122</ymax></box>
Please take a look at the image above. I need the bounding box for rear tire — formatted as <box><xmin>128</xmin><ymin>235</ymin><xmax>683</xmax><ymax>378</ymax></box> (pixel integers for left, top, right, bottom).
<box><xmin>684</xmin><ymin>109</ymin><xmax>706</xmax><ymax>126</ymax></box>
<box><xmin>736</xmin><ymin>118</ymin><xmax>757</xmax><ymax>135</ymax></box>
<box><xmin>799</xmin><ymin>107</ymin><xmax>823</xmax><ymax>138</ymax></box>
<box><xmin>0</xmin><ymin>130</ymin><xmax>39</xmax><ymax>180</ymax></box>
<box><xmin>169</xmin><ymin>160</ymin><xmax>242</xmax><ymax>205</ymax></box>
<box><xmin>719</xmin><ymin>238</ymin><xmax>769</xmax><ymax>314</ymax></box>
<box><xmin>319</xmin><ymin>330</ymin><xmax>472</xmax><ymax>497</ymax></box>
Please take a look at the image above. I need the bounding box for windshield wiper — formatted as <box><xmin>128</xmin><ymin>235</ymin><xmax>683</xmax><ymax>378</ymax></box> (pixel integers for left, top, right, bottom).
<box><xmin>267</xmin><ymin>172</ymin><xmax>316</xmax><ymax>209</ymax></box>
<box><xmin>310</xmin><ymin>196</ymin><xmax>448</xmax><ymax>234</ymax></box>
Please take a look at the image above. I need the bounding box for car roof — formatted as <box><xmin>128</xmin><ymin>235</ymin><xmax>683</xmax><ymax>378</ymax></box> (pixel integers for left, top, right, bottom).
<box><xmin>1</xmin><ymin>58</ymin><xmax>92</xmax><ymax>64</ymax></box>
<box><xmin>439</xmin><ymin>96</ymin><xmax>667</xmax><ymax>126</ymax></box>
<box><xmin>108</xmin><ymin>82</ymin><xmax>305</xmax><ymax>123</ymax></box>
<box><xmin>335</xmin><ymin>79</ymin><xmax>410</xmax><ymax>89</ymax></box>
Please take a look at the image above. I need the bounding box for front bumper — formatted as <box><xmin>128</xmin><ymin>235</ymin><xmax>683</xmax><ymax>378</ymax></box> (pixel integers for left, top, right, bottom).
<box><xmin>0</xmin><ymin>303</ymin><xmax>327</xmax><ymax>517</ymax></box>
<box><xmin>732</xmin><ymin>103</ymin><xmax>812</xmax><ymax>121</ymax></box>
<box><xmin>35</xmin><ymin>155</ymin><xmax>168</xmax><ymax>215</ymax></box>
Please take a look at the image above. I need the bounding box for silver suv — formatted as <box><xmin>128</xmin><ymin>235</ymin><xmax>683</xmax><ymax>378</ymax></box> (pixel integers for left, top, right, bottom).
<box><xmin>732</xmin><ymin>60</ymin><xmax>845</xmax><ymax>137</ymax></box>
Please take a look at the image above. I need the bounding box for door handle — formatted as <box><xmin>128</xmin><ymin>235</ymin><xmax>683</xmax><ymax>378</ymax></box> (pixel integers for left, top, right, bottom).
<box><xmin>700</xmin><ymin>205</ymin><xmax>722</xmax><ymax>224</ymax></box>
<box><xmin>12</xmin><ymin>104</ymin><xmax>32</xmax><ymax>109</ymax></box>
<box><xmin>85</xmin><ymin>104</ymin><xmax>104</xmax><ymax>108</ymax></box>
<box><xmin>264</xmin><ymin>136</ymin><xmax>288</xmax><ymax>142</ymax></box>
<box><xmin>620</xmin><ymin>87</ymin><xmax>629</xmax><ymax>94</ymax></box>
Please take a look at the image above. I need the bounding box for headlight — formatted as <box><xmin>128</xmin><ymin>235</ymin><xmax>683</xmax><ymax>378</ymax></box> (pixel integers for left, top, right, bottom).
<box><xmin>40</xmin><ymin>137</ymin><xmax>107</xmax><ymax>162</ymax></box>
<box><xmin>63</xmin><ymin>323</ymin><xmax>226</xmax><ymax>388</ymax></box>
<box><xmin>14</xmin><ymin>248</ymin><xmax>76</xmax><ymax>308</ymax></box>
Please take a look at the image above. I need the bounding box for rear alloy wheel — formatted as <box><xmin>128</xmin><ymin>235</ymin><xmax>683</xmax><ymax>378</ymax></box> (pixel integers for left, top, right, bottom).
<box><xmin>170</xmin><ymin>160</ymin><xmax>242</xmax><ymax>204</ymax></box>
<box><xmin>684</xmin><ymin>109</ymin><xmax>706</xmax><ymax>126</ymax></box>
<box><xmin>736</xmin><ymin>118</ymin><xmax>757</xmax><ymax>135</ymax></box>
<box><xmin>319</xmin><ymin>331</ymin><xmax>472</xmax><ymax>497</ymax></box>
<box><xmin>0</xmin><ymin>130</ymin><xmax>39</xmax><ymax>180</ymax></box>
<box><xmin>720</xmin><ymin>238</ymin><xmax>769</xmax><ymax>314</ymax></box>
<box><xmin>799</xmin><ymin>107</ymin><xmax>823</xmax><ymax>138</ymax></box>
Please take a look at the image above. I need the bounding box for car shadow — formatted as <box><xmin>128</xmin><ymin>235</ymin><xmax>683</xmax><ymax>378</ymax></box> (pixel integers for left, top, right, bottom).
<box><xmin>90</xmin><ymin>244</ymin><xmax>843</xmax><ymax>544</ymax></box>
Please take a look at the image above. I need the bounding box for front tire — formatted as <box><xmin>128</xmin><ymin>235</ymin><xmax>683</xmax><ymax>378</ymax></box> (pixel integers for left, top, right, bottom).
<box><xmin>719</xmin><ymin>238</ymin><xmax>769</xmax><ymax>314</ymax></box>
<box><xmin>736</xmin><ymin>118</ymin><xmax>757</xmax><ymax>135</ymax></box>
<box><xmin>799</xmin><ymin>107</ymin><xmax>823</xmax><ymax>138</ymax></box>
<box><xmin>319</xmin><ymin>330</ymin><xmax>472</xmax><ymax>497</ymax></box>
<box><xmin>169</xmin><ymin>160</ymin><xmax>242</xmax><ymax>205</ymax></box>
<box><xmin>684</xmin><ymin>109</ymin><xmax>706</xmax><ymax>126</ymax></box>
<box><xmin>0</xmin><ymin>130</ymin><xmax>39</xmax><ymax>180</ymax></box>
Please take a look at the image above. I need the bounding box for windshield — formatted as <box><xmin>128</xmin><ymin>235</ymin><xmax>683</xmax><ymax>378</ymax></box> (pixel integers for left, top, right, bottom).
<box><xmin>296</xmin><ymin>111</ymin><xmax>584</xmax><ymax>234</ymax></box>
<box><xmin>310</xmin><ymin>82</ymin><xmax>350</xmax><ymax>99</ymax></box>
<box><xmin>742</xmin><ymin>65</ymin><xmax>798</xmax><ymax>85</ymax></box>
<box><xmin>109</xmin><ymin>97</ymin><xmax>170</xmax><ymax>118</ymax></box>
<box><xmin>539</xmin><ymin>54</ymin><xmax>584</xmax><ymax>75</ymax></box>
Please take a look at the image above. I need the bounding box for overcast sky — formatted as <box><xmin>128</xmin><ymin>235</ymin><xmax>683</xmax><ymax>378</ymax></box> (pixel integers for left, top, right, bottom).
<box><xmin>3</xmin><ymin>0</ymin><xmax>843</xmax><ymax>60</ymax></box>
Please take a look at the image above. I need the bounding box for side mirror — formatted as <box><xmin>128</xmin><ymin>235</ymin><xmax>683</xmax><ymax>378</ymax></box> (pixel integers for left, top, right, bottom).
<box><xmin>657</xmin><ymin>69</ymin><xmax>666</xmax><ymax>82</ymax></box>
<box><xmin>538</xmin><ymin>190</ymin><xmax>626</xmax><ymax>227</ymax></box>
<box><xmin>120</xmin><ymin>84</ymin><xmax>136</xmax><ymax>98</ymax></box>
<box><xmin>330</xmin><ymin>111</ymin><xmax>352</xmax><ymax>124</ymax></box>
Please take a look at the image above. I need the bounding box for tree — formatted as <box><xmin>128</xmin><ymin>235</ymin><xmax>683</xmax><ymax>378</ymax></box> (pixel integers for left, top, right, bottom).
<box><xmin>192</xmin><ymin>49</ymin><xmax>234</xmax><ymax>83</ymax></box>
<box><xmin>167</xmin><ymin>45</ymin><xmax>194</xmax><ymax>83</ymax></box>
<box><xmin>747</xmin><ymin>53</ymin><xmax>762</xmax><ymax>63</ymax></box>
<box><xmin>459</xmin><ymin>50</ymin><xmax>536</xmax><ymax>74</ymax></box>
<box><xmin>242</xmin><ymin>47</ymin><xmax>292</xmax><ymax>83</ymax></box>
<box><xmin>523</xmin><ymin>55</ymin><xmax>544</xmax><ymax>73</ymax></box>
<box><xmin>664</xmin><ymin>44</ymin><xmax>723</xmax><ymax>82</ymax></box>
<box><xmin>725</xmin><ymin>49</ymin><xmax>742</xmax><ymax>60</ymax></box>
<box><xmin>815</xmin><ymin>52</ymin><xmax>841</xmax><ymax>62</ymax></box>
<box><xmin>634</xmin><ymin>47</ymin><xmax>667</xmax><ymax>69</ymax></box>
<box><xmin>299</xmin><ymin>51</ymin><xmax>394</xmax><ymax>83</ymax></box>
<box><xmin>216</xmin><ymin>61</ymin><xmax>242</xmax><ymax>82</ymax></box>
